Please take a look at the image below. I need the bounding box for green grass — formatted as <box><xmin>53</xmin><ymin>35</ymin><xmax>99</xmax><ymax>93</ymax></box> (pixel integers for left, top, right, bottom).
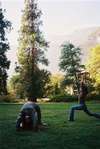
<box><xmin>0</xmin><ymin>102</ymin><xmax>100</xmax><ymax>149</ymax></box>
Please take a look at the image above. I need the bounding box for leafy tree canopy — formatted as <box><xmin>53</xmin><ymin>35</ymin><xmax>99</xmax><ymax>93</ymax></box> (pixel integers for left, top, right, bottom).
<box><xmin>86</xmin><ymin>45</ymin><xmax>100</xmax><ymax>93</ymax></box>
<box><xmin>59</xmin><ymin>42</ymin><xmax>84</xmax><ymax>93</ymax></box>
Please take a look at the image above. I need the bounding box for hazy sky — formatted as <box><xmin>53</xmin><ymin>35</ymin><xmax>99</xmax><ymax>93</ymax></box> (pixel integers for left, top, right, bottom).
<box><xmin>1</xmin><ymin>0</ymin><xmax>100</xmax><ymax>77</ymax></box>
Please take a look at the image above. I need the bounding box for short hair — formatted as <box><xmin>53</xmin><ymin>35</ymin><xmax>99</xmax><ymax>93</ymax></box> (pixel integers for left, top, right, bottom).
<box><xmin>27</xmin><ymin>97</ymin><xmax>36</xmax><ymax>102</ymax></box>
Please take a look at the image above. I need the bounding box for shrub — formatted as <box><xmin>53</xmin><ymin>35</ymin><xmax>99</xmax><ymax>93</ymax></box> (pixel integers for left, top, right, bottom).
<box><xmin>49</xmin><ymin>93</ymin><xmax>100</xmax><ymax>102</ymax></box>
<box><xmin>86</xmin><ymin>93</ymin><xmax>100</xmax><ymax>101</ymax></box>
<box><xmin>0</xmin><ymin>94</ymin><xmax>16</xmax><ymax>103</ymax></box>
<box><xmin>49</xmin><ymin>94</ymin><xmax>78</xmax><ymax>102</ymax></box>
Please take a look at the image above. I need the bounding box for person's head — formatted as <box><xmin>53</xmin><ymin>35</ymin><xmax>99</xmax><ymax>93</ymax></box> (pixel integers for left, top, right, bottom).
<box><xmin>27</xmin><ymin>97</ymin><xmax>37</xmax><ymax>102</ymax></box>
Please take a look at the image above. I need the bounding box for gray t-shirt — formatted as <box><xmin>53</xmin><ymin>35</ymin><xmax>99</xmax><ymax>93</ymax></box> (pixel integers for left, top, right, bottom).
<box><xmin>21</xmin><ymin>101</ymin><xmax>36</xmax><ymax>111</ymax></box>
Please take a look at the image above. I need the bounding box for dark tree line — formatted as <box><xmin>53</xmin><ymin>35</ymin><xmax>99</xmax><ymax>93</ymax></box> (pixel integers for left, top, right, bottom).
<box><xmin>0</xmin><ymin>8</ymin><xmax>11</xmax><ymax>95</ymax></box>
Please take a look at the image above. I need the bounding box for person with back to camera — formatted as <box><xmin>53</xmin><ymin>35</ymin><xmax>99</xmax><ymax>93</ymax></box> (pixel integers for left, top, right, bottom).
<box><xmin>16</xmin><ymin>97</ymin><xmax>47</xmax><ymax>131</ymax></box>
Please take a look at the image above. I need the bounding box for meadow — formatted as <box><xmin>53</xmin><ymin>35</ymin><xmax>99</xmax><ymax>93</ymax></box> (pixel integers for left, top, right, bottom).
<box><xmin>0</xmin><ymin>102</ymin><xmax>100</xmax><ymax>149</ymax></box>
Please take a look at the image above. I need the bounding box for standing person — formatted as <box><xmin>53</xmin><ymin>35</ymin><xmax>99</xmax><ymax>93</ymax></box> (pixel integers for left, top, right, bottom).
<box><xmin>16</xmin><ymin>97</ymin><xmax>46</xmax><ymax>131</ymax></box>
<box><xmin>68</xmin><ymin>81</ymin><xmax>95</xmax><ymax>121</ymax></box>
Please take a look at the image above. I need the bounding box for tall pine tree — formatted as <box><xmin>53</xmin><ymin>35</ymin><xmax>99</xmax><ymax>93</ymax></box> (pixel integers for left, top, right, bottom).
<box><xmin>17</xmin><ymin>0</ymin><xmax>49</xmax><ymax>100</ymax></box>
<box><xmin>0</xmin><ymin>7</ymin><xmax>11</xmax><ymax>95</ymax></box>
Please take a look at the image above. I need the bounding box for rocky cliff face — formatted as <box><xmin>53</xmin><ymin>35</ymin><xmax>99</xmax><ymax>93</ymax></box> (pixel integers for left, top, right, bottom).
<box><xmin>65</xmin><ymin>26</ymin><xmax>100</xmax><ymax>63</ymax></box>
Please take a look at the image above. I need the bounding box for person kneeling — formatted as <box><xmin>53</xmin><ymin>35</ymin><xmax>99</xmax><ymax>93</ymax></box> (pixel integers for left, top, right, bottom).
<box><xmin>16</xmin><ymin>97</ymin><xmax>46</xmax><ymax>131</ymax></box>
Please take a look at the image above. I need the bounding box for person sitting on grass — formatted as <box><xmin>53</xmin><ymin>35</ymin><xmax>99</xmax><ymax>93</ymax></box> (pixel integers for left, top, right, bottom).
<box><xmin>68</xmin><ymin>80</ymin><xmax>100</xmax><ymax>121</ymax></box>
<box><xmin>16</xmin><ymin>97</ymin><xmax>47</xmax><ymax>131</ymax></box>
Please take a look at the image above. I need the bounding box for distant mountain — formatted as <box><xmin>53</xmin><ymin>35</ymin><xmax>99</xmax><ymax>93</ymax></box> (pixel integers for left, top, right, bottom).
<box><xmin>65</xmin><ymin>26</ymin><xmax>100</xmax><ymax>62</ymax></box>
<box><xmin>66</xmin><ymin>26</ymin><xmax>100</xmax><ymax>47</ymax></box>
<box><xmin>47</xmin><ymin>26</ymin><xmax>100</xmax><ymax>73</ymax></box>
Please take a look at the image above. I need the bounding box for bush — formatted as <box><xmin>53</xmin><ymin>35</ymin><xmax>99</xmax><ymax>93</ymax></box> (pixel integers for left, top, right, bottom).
<box><xmin>49</xmin><ymin>93</ymin><xmax>100</xmax><ymax>102</ymax></box>
<box><xmin>0</xmin><ymin>94</ymin><xmax>16</xmax><ymax>103</ymax></box>
<box><xmin>49</xmin><ymin>94</ymin><xmax>78</xmax><ymax>102</ymax></box>
<box><xmin>86</xmin><ymin>93</ymin><xmax>100</xmax><ymax>101</ymax></box>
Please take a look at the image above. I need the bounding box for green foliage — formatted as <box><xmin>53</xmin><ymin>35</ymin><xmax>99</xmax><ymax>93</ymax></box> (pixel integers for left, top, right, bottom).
<box><xmin>87</xmin><ymin>45</ymin><xmax>100</xmax><ymax>94</ymax></box>
<box><xmin>87</xmin><ymin>93</ymin><xmax>100</xmax><ymax>101</ymax></box>
<box><xmin>0</xmin><ymin>94</ymin><xmax>16</xmax><ymax>103</ymax></box>
<box><xmin>17</xmin><ymin>0</ymin><xmax>49</xmax><ymax>100</ymax></box>
<box><xmin>9</xmin><ymin>70</ymin><xmax>51</xmax><ymax>99</ymax></box>
<box><xmin>0</xmin><ymin>8</ymin><xmax>11</xmax><ymax>95</ymax></box>
<box><xmin>47</xmin><ymin>73</ymin><xmax>65</xmax><ymax>96</ymax></box>
<box><xmin>59</xmin><ymin>42</ymin><xmax>83</xmax><ymax>74</ymax></box>
<box><xmin>59</xmin><ymin>42</ymin><xmax>84</xmax><ymax>93</ymax></box>
<box><xmin>8</xmin><ymin>74</ymin><xmax>25</xmax><ymax>99</ymax></box>
<box><xmin>49</xmin><ymin>94</ymin><xmax>78</xmax><ymax>102</ymax></box>
<box><xmin>23</xmin><ymin>69</ymin><xmax>51</xmax><ymax>98</ymax></box>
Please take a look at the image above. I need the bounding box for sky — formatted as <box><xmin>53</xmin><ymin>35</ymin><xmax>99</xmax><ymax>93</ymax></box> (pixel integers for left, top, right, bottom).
<box><xmin>1</xmin><ymin>0</ymin><xmax>100</xmax><ymax>77</ymax></box>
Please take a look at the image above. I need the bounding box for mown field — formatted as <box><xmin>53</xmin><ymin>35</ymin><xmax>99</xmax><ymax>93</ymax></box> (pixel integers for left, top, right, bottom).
<box><xmin>0</xmin><ymin>102</ymin><xmax>100</xmax><ymax>149</ymax></box>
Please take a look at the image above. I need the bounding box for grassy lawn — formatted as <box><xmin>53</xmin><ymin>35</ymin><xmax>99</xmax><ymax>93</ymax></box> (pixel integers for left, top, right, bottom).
<box><xmin>0</xmin><ymin>102</ymin><xmax>100</xmax><ymax>149</ymax></box>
